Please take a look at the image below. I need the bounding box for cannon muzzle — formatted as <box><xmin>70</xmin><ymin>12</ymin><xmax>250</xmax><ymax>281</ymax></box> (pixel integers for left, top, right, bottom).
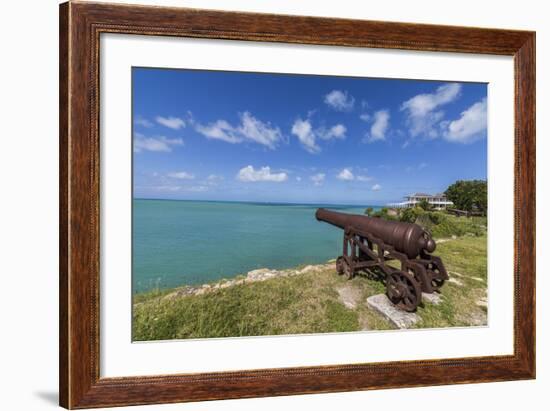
<box><xmin>316</xmin><ymin>208</ymin><xmax>436</xmax><ymax>259</ymax></box>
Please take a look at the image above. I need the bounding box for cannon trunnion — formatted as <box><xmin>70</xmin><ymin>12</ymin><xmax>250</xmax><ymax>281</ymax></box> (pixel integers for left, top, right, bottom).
<box><xmin>316</xmin><ymin>208</ymin><xmax>448</xmax><ymax>312</ymax></box>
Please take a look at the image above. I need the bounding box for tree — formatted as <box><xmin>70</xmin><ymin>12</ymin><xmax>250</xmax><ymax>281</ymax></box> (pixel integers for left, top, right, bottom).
<box><xmin>364</xmin><ymin>207</ymin><xmax>373</xmax><ymax>216</ymax></box>
<box><xmin>418</xmin><ymin>199</ymin><xmax>432</xmax><ymax>211</ymax></box>
<box><xmin>444</xmin><ymin>180</ymin><xmax>487</xmax><ymax>214</ymax></box>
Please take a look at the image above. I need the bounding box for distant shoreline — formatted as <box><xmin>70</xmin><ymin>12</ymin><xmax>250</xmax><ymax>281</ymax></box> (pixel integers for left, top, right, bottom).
<box><xmin>133</xmin><ymin>197</ymin><xmax>384</xmax><ymax>209</ymax></box>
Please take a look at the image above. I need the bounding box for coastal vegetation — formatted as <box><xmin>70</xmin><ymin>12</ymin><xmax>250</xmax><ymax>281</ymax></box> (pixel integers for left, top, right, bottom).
<box><xmin>364</xmin><ymin>179</ymin><xmax>488</xmax><ymax>238</ymax></box>
<box><xmin>364</xmin><ymin>205</ymin><xmax>486</xmax><ymax>238</ymax></box>
<box><xmin>133</xmin><ymin>227</ymin><xmax>487</xmax><ymax>341</ymax></box>
<box><xmin>400</xmin><ymin>208</ymin><xmax>486</xmax><ymax>238</ymax></box>
<box><xmin>445</xmin><ymin>179</ymin><xmax>488</xmax><ymax>213</ymax></box>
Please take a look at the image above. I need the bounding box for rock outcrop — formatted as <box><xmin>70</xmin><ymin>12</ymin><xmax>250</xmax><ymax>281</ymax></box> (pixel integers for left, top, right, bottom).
<box><xmin>163</xmin><ymin>262</ymin><xmax>334</xmax><ymax>301</ymax></box>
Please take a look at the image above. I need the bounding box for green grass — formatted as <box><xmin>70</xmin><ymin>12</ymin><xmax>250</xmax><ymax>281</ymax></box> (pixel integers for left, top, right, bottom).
<box><xmin>413</xmin><ymin>234</ymin><xmax>487</xmax><ymax>328</ymax></box>
<box><xmin>133</xmin><ymin>228</ymin><xmax>487</xmax><ymax>341</ymax></box>
<box><xmin>134</xmin><ymin>269</ymin><xmax>367</xmax><ymax>340</ymax></box>
<box><xmin>411</xmin><ymin>211</ymin><xmax>487</xmax><ymax>238</ymax></box>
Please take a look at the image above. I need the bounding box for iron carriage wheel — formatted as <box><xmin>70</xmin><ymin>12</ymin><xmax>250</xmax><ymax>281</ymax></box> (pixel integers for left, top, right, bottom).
<box><xmin>427</xmin><ymin>263</ymin><xmax>446</xmax><ymax>291</ymax></box>
<box><xmin>430</xmin><ymin>276</ymin><xmax>446</xmax><ymax>290</ymax></box>
<box><xmin>336</xmin><ymin>256</ymin><xmax>345</xmax><ymax>275</ymax></box>
<box><xmin>386</xmin><ymin>270</ymin><xmax>422</xmax><ymax>312</ymax></box>
<box><xmin>335</xmin><ymin>256</ymin><xmax>353</xmax><ymax>280</ymax></box>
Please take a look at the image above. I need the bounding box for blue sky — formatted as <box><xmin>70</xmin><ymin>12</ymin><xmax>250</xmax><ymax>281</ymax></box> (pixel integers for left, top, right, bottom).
<box><xmin>132</xmin><ymin>67</ymin><xmax>487</xmax><ymax>205</ymax></box>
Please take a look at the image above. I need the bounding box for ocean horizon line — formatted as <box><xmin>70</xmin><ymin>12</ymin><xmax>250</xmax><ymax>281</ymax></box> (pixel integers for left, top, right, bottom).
<box><xmin>133</xmin><ymin>197</ymin><xmax>385</xmax><ymax>208</ymax></box>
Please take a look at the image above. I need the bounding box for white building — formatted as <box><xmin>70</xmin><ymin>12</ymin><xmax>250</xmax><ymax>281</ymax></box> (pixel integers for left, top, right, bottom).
<box><xmin>388</xmin><ymin>193</ymin><xmax>454</xmax><ymax>210</ymax></box>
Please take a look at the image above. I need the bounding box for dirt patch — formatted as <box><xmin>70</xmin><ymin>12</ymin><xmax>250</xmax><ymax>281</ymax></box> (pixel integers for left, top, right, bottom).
<box><xmin>336</xmin><ymin>285</ymin><xmax>362</xmax><ymax>309</ymax></box>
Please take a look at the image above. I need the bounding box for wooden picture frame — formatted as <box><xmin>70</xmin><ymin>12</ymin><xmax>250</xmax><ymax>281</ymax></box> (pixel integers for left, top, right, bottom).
<box><xmin>59</xmin><ymin>1</ymin><xmax>535</xmax><ymax>408</ymax></box>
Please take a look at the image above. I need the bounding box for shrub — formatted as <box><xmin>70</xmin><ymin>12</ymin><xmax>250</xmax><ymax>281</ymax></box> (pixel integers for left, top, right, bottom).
<box><xmin>430</xmin><ymin>214</ymin><xmax>484</xmax><ymax>238</ymax></box>
<box><xmin>418</xmin><ymin>199</ymin><xmax>432</xmax><ymax>211</ymax></box>
<box><xmin>400</xmin><ymin>207</ymin><xmax>424</xmax><ymax>223</ymax></box>
<box><xmin>415</xmin><ymin>212</ymin><xmax>436</xmax><ymax>231</ymax></box>
<box><xmin>430</xmin><ymin>217</ymin><xmax>465</xmax><ymax>237</ymax></box>
<box><xmin>426</xmin><ymin>211</ymin><xmax>443</xmax><ymax>225</ymax></box>
<box><xmin>374</xmin><ymin>206</ymin><xmax>485</xmax><ymax>239</ymax></box>
<box><xmin>372</xmin><ymin>207</ymin><xmax>398</xmax><ymax>221</ymax></box>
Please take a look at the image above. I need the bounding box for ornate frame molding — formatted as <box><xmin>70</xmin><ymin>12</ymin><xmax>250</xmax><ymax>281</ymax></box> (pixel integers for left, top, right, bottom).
<box><xmin>59</xmin><ymin>2</ymin><xmax>535</xmax><ymax>408</ymax></box>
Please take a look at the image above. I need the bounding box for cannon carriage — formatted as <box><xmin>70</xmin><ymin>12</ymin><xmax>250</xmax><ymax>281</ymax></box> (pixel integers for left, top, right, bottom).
<box><xmin>316</xmin><ymin>208</ymin><xmax>448</xmax><ymax>312</ymax></box>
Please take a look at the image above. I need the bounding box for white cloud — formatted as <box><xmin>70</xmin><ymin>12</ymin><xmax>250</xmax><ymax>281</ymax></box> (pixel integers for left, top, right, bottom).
<box><xmin>406</xmin><ymin>162</ymin><xmax>429</xmax><ymax>173</ymax></box>
<box><xmin>167</xmin><ymin>171</ymin><xmax>195</xmax><ymax>180</ymax></box>
<box><xmin>324</xmin><ymin>90</ymin><xmax>355</xmax><ymax>111</ymax></box>
<box><xmin>310</xmin><ymin>173</ymin><xmax>326</xmax><ymax>186</ymax></box>
<box><xmin>194</xmin><ymin>112</ymin><xmax>283</xmax><ymax>149</ymax></box>
<box><xmin>337</xmin><ymin>168</ymin><xmax>355</xmax><ymax>181</ymax></box>
<box><xmin>359</xmin><ymin>113</ymin><xmax>370</xmax><ymax>122</ymax></box>
<box><xmin>237</xmin><ymin>165</ymin><xmax>288</xmax><ymax>182</ymax></box>
<box><xmin>372</xmin><ymin>184</ymin><xmax>382</xmax><ymax>191</ymax></box>
<box><xmin>156</xmin><ymin>116</ymin><xmax>186</xmax><ymax>130</ymax></box>
<box><xmin>154</xmin><ymin>184</ymin><xmax>208</xmax><ymax>193</ymax></box>
<box><xmin>296</xmin><ymin>176</ymin><xmax>302</xmax><ymax>182</ymax></box>
<box><xmin>238</xmin><ymin>112</ymin><xmax>283</xmax><ymax>148</ymax></box>
<box><xmin>206</xmin><ymin>174</ymin><xmax>224</xmax><ymax>186</ymax></box>
<box><xmin>195</xmin><ymin>119</ymin><xmax>241</xmax><ymax>144</ymax></box>
<box><xmin>367</xmin><ymin>110</ymin><xmax>390</xmax><ymax>142</ymax></box>
<box><xmin>187</xmin><ymin>186</ymin><xmax>209</xmax><ymax>192</ymax></box>
<box><xmin>356</xmin><ymin>175</ymin><xmax>373</xmax><ymax>182</ymax></box>
<box><xmin>443</xmin><ymin>98</ymin><xmax>487</xmax><ymax>143</ymax></box>
<box><xmin>155</xmin><ymin>185</ymin><xmax>181</xmax><ymax>192</ymax></box>
<box><xmin>291</xmin><ymin>118</ymin><xmax>347</xmax><ymax>153</ymax></box>
<box><xmin>318</xmin><ymin>124</ymin><xmax>347</xmax><ymax>140</ymax></box>
<box><xmin>133</xmin><ymin>133</ymin><xmax>183</xmax><ymax>153</ymax></box>
<box><xmin>135</xmin><ymin>116</ymin><xmax>153</xmax><ymax>128</ymax></box>
<box><xmin>401</xmin><ymin>83</ymin><xmax>461</xmax><ymax>138</ymax></box>
<box><xmin>336</xmin><ymin>167</ymin><xmax>372</xmax><ymax>182</ymax></box>
<box><xmin>291</xmin><ymin>118</ymin><xmax>320</xmax><ymax>153</ymax></box>
<box><xmin>402</xmin><ymin>83</ymin><xmax>461</xmax><ymax>117</ymax></box>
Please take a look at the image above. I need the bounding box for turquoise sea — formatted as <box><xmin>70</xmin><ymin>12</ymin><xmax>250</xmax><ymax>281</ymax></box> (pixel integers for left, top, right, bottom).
<box><xmin>132</xmin><ymin>200</ymin><xmax>379</xmax><ymax>293</ymax></box>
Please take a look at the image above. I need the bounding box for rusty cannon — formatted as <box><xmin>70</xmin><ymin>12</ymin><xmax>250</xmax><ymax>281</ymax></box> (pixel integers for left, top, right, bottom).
<box><xmin>316</xmin><ymin>208</ymin><xmax>448</xmax><ymax>312</ymax></box>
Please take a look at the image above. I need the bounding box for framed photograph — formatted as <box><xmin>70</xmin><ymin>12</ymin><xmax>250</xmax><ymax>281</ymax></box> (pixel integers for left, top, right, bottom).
<box><xmin>59</xmin><ymin>2</ymin><xmax>535</xmax><ymax>408</ymax></box>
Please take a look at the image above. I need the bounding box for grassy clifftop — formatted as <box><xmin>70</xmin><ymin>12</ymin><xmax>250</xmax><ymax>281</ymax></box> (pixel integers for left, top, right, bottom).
<box><xmin>133</xmin><ymin>232</ymin><xmax>487</xmax><ymax>341</ymax></box>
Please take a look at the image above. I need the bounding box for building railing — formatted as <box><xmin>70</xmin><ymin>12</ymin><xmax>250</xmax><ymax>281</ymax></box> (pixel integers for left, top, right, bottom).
<box><xmin>387</xmin><ymin>200</ymin><xmax>454</xmax><ymax>209</ymax></box>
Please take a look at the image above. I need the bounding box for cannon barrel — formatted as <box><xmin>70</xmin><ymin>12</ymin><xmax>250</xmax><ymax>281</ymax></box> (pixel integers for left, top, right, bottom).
<box><xmin>315</xmin><ymin>208</ymin><xmax>436</xmax><ymax>259</ymax></box>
